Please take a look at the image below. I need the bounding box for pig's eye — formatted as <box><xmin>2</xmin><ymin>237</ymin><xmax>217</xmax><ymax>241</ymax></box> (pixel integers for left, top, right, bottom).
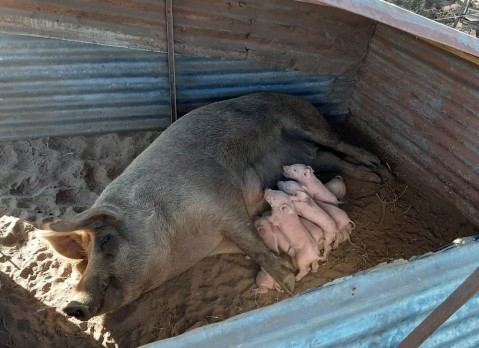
<box><xmin>99</xmin><ymin>235</ymin><xmax>111</xmax><ymax>251</ymax></box>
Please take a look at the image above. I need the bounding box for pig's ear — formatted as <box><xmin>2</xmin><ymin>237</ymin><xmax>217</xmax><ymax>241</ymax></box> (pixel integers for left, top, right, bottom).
<box><xmin>43</xmin><ymin>205</ymin><xmax>120</xmax><ymax>233</ymax></box>
<box><xmin>38</xmin><ymin>230</ymin><xmax>89</xmax><ymax>259</ymax></box>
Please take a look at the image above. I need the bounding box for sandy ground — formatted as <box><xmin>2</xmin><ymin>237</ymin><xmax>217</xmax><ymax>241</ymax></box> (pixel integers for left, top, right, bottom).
<box><xmin>1</xmin><ymin>129</ymin><xmax>478</xmax><ymax>347</ymax></box>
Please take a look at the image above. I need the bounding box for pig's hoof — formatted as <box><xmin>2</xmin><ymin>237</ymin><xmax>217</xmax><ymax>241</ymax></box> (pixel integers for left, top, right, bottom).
<box><xmin>295</xmin><ymin>272</ymin><xmax>307</xmax><ymax>282</ymax></box>
<box><xmin>278</xmin><ymin>256</ymin><xmax>296</xmax><ymax>272</ymax></box>
<box><xmin>252</xmin><ymin>287</ymin><xmax>268</xmax><ymax>295</ymax></box>
<box><xmin>361</xmin><ymin>153</ymin><xmax>381</xmax><ymax>167</ymax></box>
<box><xmin>281</xmin><ymin>272</ymin><xmax>296</xmax><ymax>294</ymax></box>
<box><xmin>367</xmin><ymin>172</ymin><xmax>382</xmax><ymax>183</ymax></box>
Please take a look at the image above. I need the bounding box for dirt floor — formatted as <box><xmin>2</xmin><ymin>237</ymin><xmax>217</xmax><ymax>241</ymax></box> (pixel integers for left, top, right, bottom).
<box><xmin>387</xmin><ymin>0</ymin><xmax>479</xmax><ymax>36</ymax></box>
<box><xmin>1</xmin><ymin>129</ymin><xmax>478</xmax><ymax>348</ymax></box>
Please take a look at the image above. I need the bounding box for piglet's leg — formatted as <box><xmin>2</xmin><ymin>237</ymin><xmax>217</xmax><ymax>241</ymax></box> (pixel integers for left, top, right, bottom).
<box><xmin>295</xmin><ymin>266</ymin><xmax>311</xmax><ymax>282</ymax></box>
<box><xmin>320</xmin><ymin>231</ymin><xmax>336</xmax><ymax>261</ymax></box>
<box><xmin>286</xmin><ymin>247</ymin><xmax>298</xmax><ymax>270</ymax></box>
<box><xmin>311</xmin><ymin>261</ymin><xmax>319</xmax><ymax>273</ymax></box>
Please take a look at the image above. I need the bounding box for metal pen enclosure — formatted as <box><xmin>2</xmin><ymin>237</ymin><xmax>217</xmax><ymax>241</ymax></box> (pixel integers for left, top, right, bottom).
<box><xmin>350</xmin><ymin>24</ymin><xmax>479</xmax><ymax>226</ymax></box>
<box><xmin>0</xmin><ymin>0</ymin><xmax>478</xmax><ymax>345</ymax></box>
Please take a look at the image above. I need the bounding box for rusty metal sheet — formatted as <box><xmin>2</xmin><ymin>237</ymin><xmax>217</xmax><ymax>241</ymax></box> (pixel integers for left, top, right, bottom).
<box><xmin>350</xmin><ymin>24</ymin><xmax>479</xmax><ymax>226</ymax></box>
<box><xmin>172</xmin><ymin>0</ymin><xmax>374</xmax><ymax>76</ymax></box>
<box><xmin>0</xmin><ymin>0</ymin><xmax>166</xmax><ymax>51</ymax></box>
<box><xmin>0</xmin><ymin>0</ymin><xmax>374</xmax><ymax>76</ymax></box>
<box><xmin>299</xmin><ymin>0</ymin><xmax>479</xmax><ymax>60</ymax></box>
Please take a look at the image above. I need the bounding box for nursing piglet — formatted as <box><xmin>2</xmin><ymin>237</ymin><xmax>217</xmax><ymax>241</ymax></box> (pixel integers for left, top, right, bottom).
<box><xmin>299</xmin><ymin>217</ymin><xmax>325</xmax><ymax>250</ymax></box>
<box><xmin>279</xmin><ymin>180</ymin><xmax>354</xmax><ymax>251</ymax></box>
<box><xmin>325</xmin><ymin>176</ymin><xmax>347</xmax><ymax>201</ymax></box>
<box><xmin>252</xmin><ymin>268</ymin><xmax>282</xmax><ymax>295</ymax></box>
<box><xmin>264</xmin><ymin>189</ymin><xmax>319</xmax><ymax>281</ymax></box>
<box><xmin>315</xmin><ymin>201</ymin><xmax>355</xmax><ymax>249</ymax></box>
<box><xmin>278</xmin><ymin>180</ymin><xmax>337</xmax><ymax>256</ymax></box>
<box><xmin>254</xmin><ymin>214</ymin><xmax>294</xmax><ymax>260</ymax></box>
<box><xmin>288</xmin><ymin>190</ymin><xmax>338</xmax><ymax>261</ymax></box>
<box><xmin>283</xmin><ymin>164</ymin><xmax>339</xmax><ymax>205</ymax></box>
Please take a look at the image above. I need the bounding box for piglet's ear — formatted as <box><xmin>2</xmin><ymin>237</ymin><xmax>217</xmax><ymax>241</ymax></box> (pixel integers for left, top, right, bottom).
<box><xmin>42</xmin><ymin>205</ymin><xmax>120</xmax><ymax>233</ymax></box>
<box><xmin>38</xmin><ymin>230</ymin><xmax>89</xmax><ymax>259</ymax></box>
<box><xmin>304</xmin><ymin>166</ymin><xmax>314</xmax><ymax>176</ymax></box>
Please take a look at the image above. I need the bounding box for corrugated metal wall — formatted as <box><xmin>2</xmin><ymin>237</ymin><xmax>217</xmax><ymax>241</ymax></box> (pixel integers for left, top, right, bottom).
<box><xmin>350</xmin><ymin>24</ymin><xmax>479</xmax><ymax>226</ymax></box>
<box><xmin>0</xmin><ymin>0</ymin><xmax>375</xmax><ymax>141</ymax></box>
<box><xmin>0</xmin><ymin>33</ymin><xmax>355</xmax><ymax>141</ymax></box>
<box><xmin>0</xmin><ymin>0</ymin><xmax>375</xmax><ymax>76</ymax></box>
<box><xmin>0</xmin><ymin>34</ymin><xmax>170</xmax><ymax>141</ymax></box>
<box><xmin>175</xmin><ymin>57</ymin><xmax>355</xmax><ymax>116</ymax></box>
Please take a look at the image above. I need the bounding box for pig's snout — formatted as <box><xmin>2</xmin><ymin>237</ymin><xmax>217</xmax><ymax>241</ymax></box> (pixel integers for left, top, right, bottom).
<box><xmin>63</xmin><ymin>302</ymin><xmax>93</xmax><ymax>321</ymax></box>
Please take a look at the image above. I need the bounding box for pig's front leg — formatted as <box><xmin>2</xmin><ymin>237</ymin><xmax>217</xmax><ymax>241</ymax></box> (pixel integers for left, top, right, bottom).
<box><xmin>222</xmin><ymin>217</ymin><xmax>296</xmax><ymax>294</ymax></box>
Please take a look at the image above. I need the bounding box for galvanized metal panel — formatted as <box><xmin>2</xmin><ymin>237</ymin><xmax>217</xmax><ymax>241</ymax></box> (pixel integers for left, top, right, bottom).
<box><xmin>350</xmin><ymin>24</ymin><xmax>479</xmax><ymax>226</ymax></box>
<box><xmin>0</xmin><ymin>34</ymin><xmax>170</xmax><ymax>141</ymax></box>
<box><xmin>143</xmin><ymin>237</ymin><xmax>479</xmax><ymax>347</ymax></box>
<box><xmin>0</xmin><ymin>0</ymin><xmax>374</xmax><ymax>76</ymax></box>
<box><xmin>0</xmin><ymin>34</ymin><xmax>353</xmax><ymax>141</ymax></box>
<box><xmin>176</xmin><ymin>56</ymin><xmax>355</xmax><ymax>117</ymax></box>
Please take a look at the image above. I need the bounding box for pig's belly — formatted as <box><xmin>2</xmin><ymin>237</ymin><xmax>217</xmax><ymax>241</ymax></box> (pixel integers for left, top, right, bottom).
<box><xmin>166</xmin><ymin>235</ymin><xmax>241</xmax><ymax>281</ymax></box>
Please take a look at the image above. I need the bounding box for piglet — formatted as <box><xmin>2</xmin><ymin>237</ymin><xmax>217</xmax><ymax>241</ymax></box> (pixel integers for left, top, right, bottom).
<box><xmin>264</xmin><ymin>189</ymin><xmax>320</xmax><ymax>281</ymax></box>
<box><xmin>315</xmin><ymin>200</ymin><xmax>356</xmax><ymax>249</ymax></box>
<box><xmin>283</xmin><ymin>164</ymin><xmax>339</xmax><ymax>205</ymax></box>
<box><xmin>252</xmin><ymin>268</ymin><xmax>282</xmax><ymax>295</ymax></box>
<box><xmin>284</xmin><ymin>188</ymin><xmax>338</xmax><ymax>261</ymax></box>
<box><xmin>254</xmin><ymin>213</ymin><xmax>291</xmax><ymax>256</ymax></box>
<box><xmin>279</xmin><ymin>180</ymin><xmax>354</xmax><ymax>251</ymax></box>
<box><xmin>324</xmin><ymin>176</ymin><xmax>346</xmax><ymax>200</ymax></box>
<box><xmin>299</xmin><ymin>217</ymin><xmax>325</xmax><ymax>250</ymax></box>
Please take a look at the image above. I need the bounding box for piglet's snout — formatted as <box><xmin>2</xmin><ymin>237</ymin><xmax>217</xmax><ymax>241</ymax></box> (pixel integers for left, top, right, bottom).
<box><xmin>63</xmin><ymin>302</ymin><xmax>92</xmax><ymax>321</ymax></box>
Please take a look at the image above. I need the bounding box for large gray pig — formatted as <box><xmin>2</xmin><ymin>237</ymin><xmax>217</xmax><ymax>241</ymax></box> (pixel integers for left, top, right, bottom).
<box><xmin>41</xmin><ymin>93</ymin><xmax>379</xmax><ymax>321</ymax></box>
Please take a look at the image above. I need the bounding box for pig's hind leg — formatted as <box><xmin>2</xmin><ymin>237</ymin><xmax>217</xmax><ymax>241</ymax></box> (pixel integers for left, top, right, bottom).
<box><xmin>313</xmin><ymin>150</ymin><xmax>381</xmax><ymax>183</ymax></box>
<box><xmin>282</xmin><ymin>100</ymin><xmax>380</xmax><ymax>168</ymax></box>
